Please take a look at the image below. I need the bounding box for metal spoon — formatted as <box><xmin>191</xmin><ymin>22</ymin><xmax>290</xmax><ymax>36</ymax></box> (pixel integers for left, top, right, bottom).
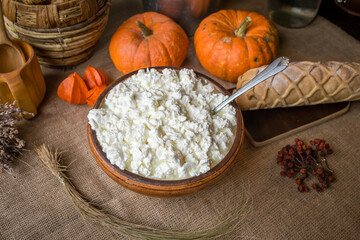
<box><xmin>0</xmin><ymin>5</ymin><xmax>25</xmax><ymax>73</ymax></box>
<box><xmin>213</xmin><ymin>57</ymin><xmax>290</xmax><ymax>114</ymax></box>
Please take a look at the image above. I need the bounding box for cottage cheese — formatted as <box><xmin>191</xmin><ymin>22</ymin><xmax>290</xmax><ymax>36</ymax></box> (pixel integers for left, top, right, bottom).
<box><xmin>88</xmin><ymin>68</ymin><xmax>236</xmax><ymax>180</ymax></box>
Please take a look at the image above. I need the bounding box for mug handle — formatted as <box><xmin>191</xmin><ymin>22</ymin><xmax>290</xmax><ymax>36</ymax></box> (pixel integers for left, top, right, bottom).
<box><xmin>1</xmin><ymin>71</ymin><xmax>37</xmax><ymax>119</ymax></box>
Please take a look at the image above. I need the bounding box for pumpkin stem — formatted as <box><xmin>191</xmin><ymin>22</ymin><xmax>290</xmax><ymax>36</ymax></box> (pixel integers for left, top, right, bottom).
<box><xmin>234</xmin><ymin>16</ymin><xmax>252</xmax><ymax>37</ymax></box>
<box><xmin>136</xmin><ymin>20</ymin><xmax>153</xmax><ymax>38</ymax></box>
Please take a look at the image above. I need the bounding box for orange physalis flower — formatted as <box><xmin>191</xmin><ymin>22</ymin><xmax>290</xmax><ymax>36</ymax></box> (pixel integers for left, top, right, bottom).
<box><xmin>57</xmin><ymin>72</ymin><xmax>88</xmax><ymax>104</ymax></box>
<box><xmin>83</xmin><ymin>65</ymin><xmax>108</xmax><ymax>90</ymax></box>
<box><xmin>86</xmin><ymin>85</ymin><xmax>107</xmax><ymax>106</ymax></box>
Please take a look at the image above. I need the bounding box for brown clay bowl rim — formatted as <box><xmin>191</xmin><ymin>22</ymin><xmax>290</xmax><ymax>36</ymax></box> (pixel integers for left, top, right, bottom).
<box><xmin>88</xmin><ymin>67</ymin><xmax>244</xmax><ymax>187</ymax></box>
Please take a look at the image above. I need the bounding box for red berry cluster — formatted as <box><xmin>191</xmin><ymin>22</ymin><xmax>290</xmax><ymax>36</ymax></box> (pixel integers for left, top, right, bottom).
<box><xmin>276</xmin><ymin>138</ymin><xmax>335</xmax><ymax>192</ymax></box>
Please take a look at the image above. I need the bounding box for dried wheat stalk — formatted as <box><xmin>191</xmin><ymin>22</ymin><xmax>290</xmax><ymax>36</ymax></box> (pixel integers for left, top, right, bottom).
<box><xmin>35</xmin><ymin>144</ymin><xmax>251</xmax><ymax>239</ymax></box>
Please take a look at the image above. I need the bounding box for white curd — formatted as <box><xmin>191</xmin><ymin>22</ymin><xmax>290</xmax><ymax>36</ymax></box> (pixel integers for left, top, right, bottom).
<box><xmin>88</xmin><ymin>68</ymin><xmax>236</xmax><ymax>180</ymax></box>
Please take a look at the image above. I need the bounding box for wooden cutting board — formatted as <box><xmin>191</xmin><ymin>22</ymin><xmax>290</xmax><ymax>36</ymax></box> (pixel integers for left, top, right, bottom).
<box><xmin>242</xmin><ymin>102</ymin><xmax>350</xmax><ymax>147</ymax></box>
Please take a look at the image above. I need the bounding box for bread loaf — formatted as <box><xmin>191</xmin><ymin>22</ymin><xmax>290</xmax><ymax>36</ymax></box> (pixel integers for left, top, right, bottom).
<box><xmin>234</xmin><ymin>61</ymin><xmax>360</xmax><ymax>110</ymax></box>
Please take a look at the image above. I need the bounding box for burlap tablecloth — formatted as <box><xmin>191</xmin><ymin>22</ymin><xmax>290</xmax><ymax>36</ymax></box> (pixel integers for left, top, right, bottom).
<box><xmin>1</xmin><ymin>0</ymin><xmax>359</xmax><ymax>239</ymax></box>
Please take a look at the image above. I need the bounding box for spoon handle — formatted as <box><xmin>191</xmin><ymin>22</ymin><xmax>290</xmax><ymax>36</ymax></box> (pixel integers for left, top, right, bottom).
<box><xmin>213</xmin><ymin>57</ymin><xmax>289</xmax><ymax>114</ymax></box>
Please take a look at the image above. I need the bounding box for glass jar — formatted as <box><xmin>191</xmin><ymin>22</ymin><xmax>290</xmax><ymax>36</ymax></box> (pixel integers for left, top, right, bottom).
<box><xmin>268</xmin><ymin>0</ymin><xmax>322</xmax><ymax>28</ymax></box>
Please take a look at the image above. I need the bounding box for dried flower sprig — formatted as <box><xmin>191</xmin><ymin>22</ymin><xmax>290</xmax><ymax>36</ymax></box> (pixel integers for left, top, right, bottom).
<box><xmin>0</xmin><ymin>101</ymin><xmax>26</xmax><ymax>175</ymax></box>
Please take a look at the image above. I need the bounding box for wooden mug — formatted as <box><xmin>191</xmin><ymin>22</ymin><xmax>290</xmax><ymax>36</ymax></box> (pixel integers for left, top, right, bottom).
<box><xmin>0</xmin><ymin>39</ymin><xmax>45</xmax><ymax>119</ymax></box>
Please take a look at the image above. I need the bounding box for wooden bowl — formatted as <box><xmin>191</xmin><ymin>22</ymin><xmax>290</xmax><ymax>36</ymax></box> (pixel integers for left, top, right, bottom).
<box><xmin>87</xmin><ymin>67</ymin><xmax>244</xmax><ymax>197</ymax></box>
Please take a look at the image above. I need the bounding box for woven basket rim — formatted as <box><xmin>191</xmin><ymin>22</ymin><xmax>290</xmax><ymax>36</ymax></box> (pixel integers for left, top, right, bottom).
<box><xmin>4</xmin><ymin>0</ymin><xmax>111</xmax><ymax>67</ymax></box>
<box><xmin>2</xmin><ymin>0</ymin><xmax>109</xmax><ymax>29</ymax></box>
<box><xmin>13</xmin><ymin>20</ymin><xmax>106</xmax><ymax>45</ymax></box>
<box><xmin>18</xmin><ymin>20</ymin><xmax>106</xmax><ymax>52</ymax></box>
<box><xmin>5</xmin><ymin>6</ymin><xmax>109</xmax><ymax>38</ymax></box>
<box><xmin>5</xmin><ymin>1</ymin><xmax>110</xmax><ymax>34</ymax></box>
<box><xmin>34</xmin><ymin>39</ymin><xmax>100</xmax><ymax>57</ymax></box>
<box><xmin>7</xmin><ymin>0</ymin><xmax>102</xmax><ymax>8</ymax></box>
<box><xmin>15</xmin><ymin>28</ymin><xmax>103</xmax><ymax>51</ymax></box>
<box><xmin>37</xmin><ymin>46</ymin><xmax>95</xmax><ymax>66</ymax></box>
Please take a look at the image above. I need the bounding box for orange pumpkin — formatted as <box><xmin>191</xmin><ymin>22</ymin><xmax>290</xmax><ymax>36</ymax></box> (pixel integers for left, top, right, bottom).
<box><xmin>194</xmin><ymin>10</ymin><xmax>279</xmax><ymax>82</ymax></box>
<box><xmin>109</xmin><ymin>12</ymin><xmax>189</xmax><ymax>75</ymax></box>
<box><xmin>187</xmin><ymin>0</ymin><xmax>210</xmax><ymax>18</ymax></box>
<box><xmin>57</xmin><ymin>72</ymin><xmax>88</xmax><ymax>104</ymax></box>
<box><xmin>158</xmin><ymin>0</ymin><xmax>185</xmax><ymax>20</ymax></box>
